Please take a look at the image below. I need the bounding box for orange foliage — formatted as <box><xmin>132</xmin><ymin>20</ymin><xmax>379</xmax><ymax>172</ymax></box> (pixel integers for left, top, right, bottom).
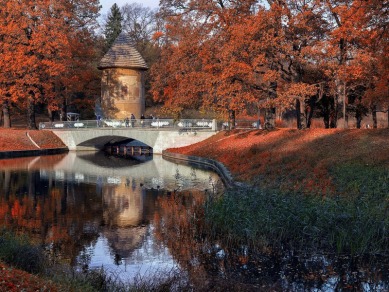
<box><xmin>152</xmin><ymin>0</ymin><xmax>388</xmax><ymax>127</ymax></box>
<box><xmin>0</xmin><ymin>0</ymin><xmax>100</xmax><ymax>127</ymax></box>
<box><xmin>0</xmin><ymin>262</ymin><xmax>58</xmax><ymax>292</ymax></box>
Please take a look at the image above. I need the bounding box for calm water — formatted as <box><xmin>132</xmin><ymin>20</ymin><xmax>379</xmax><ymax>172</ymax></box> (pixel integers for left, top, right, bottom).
<box><xmin>0</xmin><ymin>152</ymin><xmax>221</xmax><ymax>282</ymax></box>
<box><xmin>0</xmin><ymin>153</ymin><xmax>388</xmax><ymax>290</ymax></box>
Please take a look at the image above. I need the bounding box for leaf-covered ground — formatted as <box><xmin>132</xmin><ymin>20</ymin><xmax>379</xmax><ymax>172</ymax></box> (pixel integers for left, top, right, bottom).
<box><xmin>0</xmin><ymin>129</ymin><xmax>65</xmax><ymax>151</ymax></box>
<box><xmin>0</xmin><ymin>262</ymin><xmax>58</xmax><ymax>292</ymax></box>
<box><xmin>168</xmin><ymin>128</ymin><xmax>389</xmax><ymax>194</ymax></box>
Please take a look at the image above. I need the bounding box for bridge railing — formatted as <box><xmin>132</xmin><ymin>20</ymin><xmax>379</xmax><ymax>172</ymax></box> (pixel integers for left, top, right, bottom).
<box><xmin>39</xmin><ymin>119</ymin><xmax>218</xmax><ymax>131</ymax></box>
<box><xmin>217</xmin><ymin>120</ymin><xmax>262</xmax><ymax>130</ymax></box>
<box><xmin>39</xmin><ymin>118</ymin><xmax>263</xmax><ymax>131</ymax></box>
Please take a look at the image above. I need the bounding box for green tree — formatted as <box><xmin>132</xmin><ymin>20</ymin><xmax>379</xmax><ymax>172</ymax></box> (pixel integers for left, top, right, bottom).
<box><xmin>103</xmin><ymin>3</ymin><xmax>123</xmax><ymax>52</ymax></box>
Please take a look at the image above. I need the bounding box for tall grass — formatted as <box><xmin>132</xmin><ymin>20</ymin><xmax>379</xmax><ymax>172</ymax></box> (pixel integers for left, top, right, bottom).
<box><xmin>205</xmin><ymin>164</ymin><xmax>389</xmax><ymax>255</ymax></box>
<box><xmin>0</xmin><ymin>229</ymin><xmax>45</xmax><ymax>274</ymax></box>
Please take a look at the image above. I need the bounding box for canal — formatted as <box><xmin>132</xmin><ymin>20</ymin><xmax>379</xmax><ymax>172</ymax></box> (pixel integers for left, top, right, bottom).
<box><xmin>0</xmin><ymin>152</ymin><xmax>388</xmax><ymax>290</ymax></box>
<box><xmin>0</xmin><ymin>152</ymin><xmax>222</xmax><ymax>283</ymax></box>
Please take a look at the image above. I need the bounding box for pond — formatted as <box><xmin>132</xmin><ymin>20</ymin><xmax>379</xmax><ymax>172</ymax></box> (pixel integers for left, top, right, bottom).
<box><xmin>0</xmin><ymin>152</ymin><xmax>388</xmax><ymax>290</ymax></box>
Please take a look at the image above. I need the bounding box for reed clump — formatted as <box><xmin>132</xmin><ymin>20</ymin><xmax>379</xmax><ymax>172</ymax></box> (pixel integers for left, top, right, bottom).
<box><xmin>205</xmin><ymin>164</ymin><xmax>389</xmax><ymax>255</ymax></box>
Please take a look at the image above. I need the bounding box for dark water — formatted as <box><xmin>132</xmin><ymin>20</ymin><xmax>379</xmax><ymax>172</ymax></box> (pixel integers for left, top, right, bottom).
<box><xmin>0</xmin><ymin>153</ymin><xmax>388</xmax><ymax>291</ymax></box>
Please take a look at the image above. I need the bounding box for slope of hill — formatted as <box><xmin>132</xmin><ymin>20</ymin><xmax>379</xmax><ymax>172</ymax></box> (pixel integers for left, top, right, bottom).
<box><xmin>168</xmin><ymin>128</ymin><xmax>389</xmax><ymax>195</ymax></box>
<box><xmin>0</xmin><ymin>129</ymin><xmax>65</xmax><ymax>151</ymax></box>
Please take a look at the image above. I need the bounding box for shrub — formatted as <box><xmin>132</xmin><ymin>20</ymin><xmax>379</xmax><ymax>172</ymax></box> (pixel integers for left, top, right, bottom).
<box><xmin>0</xmin><ymin>230</ymin><xmax>45</xmax><ymax>274</ymax></box>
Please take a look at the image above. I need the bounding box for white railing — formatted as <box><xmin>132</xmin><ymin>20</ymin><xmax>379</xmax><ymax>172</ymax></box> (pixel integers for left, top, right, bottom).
<box><xmin>39</xmin><ymin>119</ymin><xmax>217</xmax><ymax>131</ymax></box>
<box><xmin>39</xmin><ymin>119</ymin><xmax>263</xmax><ymax>131</ymax></box>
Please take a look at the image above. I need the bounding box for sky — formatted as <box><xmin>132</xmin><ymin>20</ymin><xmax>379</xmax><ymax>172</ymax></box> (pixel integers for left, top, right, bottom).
<box><xmin>99</xmin><ymin>0</ymin><xmax>160</xmax><ymax>16</ymax></box>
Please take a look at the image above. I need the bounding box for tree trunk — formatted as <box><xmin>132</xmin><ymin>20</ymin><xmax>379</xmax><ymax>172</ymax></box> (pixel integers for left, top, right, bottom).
<box><xmin>342</xmin><ymin>83</ymin><xmax>348</xmax><ymax>129</ymax></box>
<box><xmin>323</xmin><ymin>115</ymin><xmax>330</xmax><ymax>129</ymax></box>
<box><xmin>265</xmin><ymin>107</ymin><xmax>276</xmax><ymax>129</ymax></box>
<box><xmin>387</xmin><ymin>108</ymin><xmax>389</xmax><ymax>128</ymax></box>
<box><xmin>296</xmin><ymin>99</ymin><xmax>302</xmax><ymax>129</ymax></box>
<box><xmin>329</xmin><ymin>96</ymin><xmax>337</xmax><ymax>128</ymax></box>
<box><xmin>322</xmin><ymin>96</ymin><xmax>330</xmax><ymax>128</ymax></box>
<box><xmin>47</xmin><ymin>108</ymin><xmax>54</xmax><ymax>122</ymax></box>
<box><xmin>372</xmin><ymin>105</ymin><xmax>377</xmax><ymax>129</ymax></box>
<box><xmin>356</xmin><ymin>113</ymin><xmax>362</xmax><ymax>129</ymax></box>
<box><xmin>60</xmin><ymin>96</ymin><xmax>67</xmax><ymax>121</ymax></box>
<box><xmin>296</xmin><ymin>98</ymin><xmax>307</xmax><ymax>129</ymax></box>
<box><xmin>306</xmin><ymin>97</ymin><xmax>316</xmax><ymax>129</ymax></box>
<box><xmin>2</xmin><ymin>100</ymin><xmax>11</xmax><ymax>128</ymax></box>
<box><xmin>228</xmin><ymin>109</ymin><xmax>235</xmax><ymax>130</ymax></box>
<box><xmin>27</xmin><ymin>96</ymin><xmax>37</xmax><ymax>129</ymax></box>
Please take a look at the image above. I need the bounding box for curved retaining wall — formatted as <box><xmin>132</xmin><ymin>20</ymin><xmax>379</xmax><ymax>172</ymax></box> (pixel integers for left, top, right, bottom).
<box><xmin>0</xmin><ymin>148</ymin><xmax>68</xmax><ymax>159</ymax></box>
<box><xmin>162</xmin><ymin>150</ymin><xmax>241</xmax><ymax>189</ymax></box>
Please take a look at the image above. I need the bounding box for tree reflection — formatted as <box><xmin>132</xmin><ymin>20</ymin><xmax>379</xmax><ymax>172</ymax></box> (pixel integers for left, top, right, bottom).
<box><xmin>0</xmin><ymin>170</ymin><xmax>102</xmax><ymax>266</ymax></box>
<box><xmin>153</xmin><ymin>192</ymin><xmax>389</xmax><ymax>290</ymax></box>
<box><xmin>1</xmin><ymin>159</ymin><xmax>388</xmax><ymax>290</ymax></box>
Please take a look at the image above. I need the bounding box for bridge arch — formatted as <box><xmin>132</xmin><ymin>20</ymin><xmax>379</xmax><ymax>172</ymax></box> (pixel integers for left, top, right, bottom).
<box><xmin>77</xmin><ymin>135</ymin><xmax>151</xmax><ymax>150</ymax></box>
<box><xmin>51</xmin><ymin>128</ymin><xmax>217</xmax><ymax>154</ymax></box>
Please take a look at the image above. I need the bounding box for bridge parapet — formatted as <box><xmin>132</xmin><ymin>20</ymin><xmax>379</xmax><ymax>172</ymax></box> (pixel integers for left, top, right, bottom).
<box><xmin>48</xmin><ymin>121</ymin><xmax>219</xmax><ymax>153</ymax></box>
<box><xmin>42</xmin><ymin>118</ymin><xmax>264</xmax><ymax>153</ymax></box>
<box><xmin>39</xmin><ymin>118</ymin><xmax>218</xmax><ymax>131</ymax></box>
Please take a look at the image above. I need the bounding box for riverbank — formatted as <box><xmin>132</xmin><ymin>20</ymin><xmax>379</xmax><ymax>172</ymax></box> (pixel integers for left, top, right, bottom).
<box><xmin>167</xmin><ymin>128</ymin><xmax>389</xmax><ymax>194</ymax></box>
<box><xmin>167</xmin><ymin>128</ymin><xmax>389</xmax><ymax>255</ymax></box>
<box><xmin>0</xmin><ymin>129</ymin><xmax>66</xmax><ymax>150</ymax></box>
<box><xmin>0</xmin><ymin>129</ymin><xmax>67</xmax><ymax>158</ymax></box>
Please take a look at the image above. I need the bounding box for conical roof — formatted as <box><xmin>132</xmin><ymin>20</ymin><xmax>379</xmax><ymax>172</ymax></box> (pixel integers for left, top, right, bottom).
<box><xmin>98</xmin><ymin>33</ymin><xmax>148</xmax><ymax>70</ymax></box>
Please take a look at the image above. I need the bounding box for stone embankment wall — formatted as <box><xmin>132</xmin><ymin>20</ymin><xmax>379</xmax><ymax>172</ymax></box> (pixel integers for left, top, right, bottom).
<box><xmin>0</xmin><ymin>148</ymin><xmax>68</xmax><ymax>159</ymax></box>
<box><xmin>162</xmin><ymin>150</ymin><xmax>242</xmax><ymax>189</ymax></box>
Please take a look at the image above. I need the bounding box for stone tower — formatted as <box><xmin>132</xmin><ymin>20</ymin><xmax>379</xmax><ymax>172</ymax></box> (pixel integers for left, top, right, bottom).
<box><xmin>98</xmin><ymin>33</ymin><xmax>148</xmax><ymax>120</ymax></box>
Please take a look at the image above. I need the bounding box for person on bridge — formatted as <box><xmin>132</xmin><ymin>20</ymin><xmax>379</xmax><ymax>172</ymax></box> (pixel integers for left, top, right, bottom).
<box><xmin>124</xmin><ymin>117</ymin><xmax>130</xmax><ymax>127</ymax></box>
<box><xmin>140</xmin><ymin>114</ymin><xmax>145</xmax><ymax>127</ymax></box>
<box><xmin>130</xmin><ymin>113</ymin><xmax>136</xmax><ymax>127</ymax></box>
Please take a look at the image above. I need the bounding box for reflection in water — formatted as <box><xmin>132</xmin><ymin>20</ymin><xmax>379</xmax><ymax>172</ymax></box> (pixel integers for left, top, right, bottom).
<box><xmin>154</xmin><ymin>193</ymin><xmax>389</xmax><ymax>291</ymax></box>
<box><xmin>0</xmin><ymin>152</ymin><xmax>221</xmax><ymax>283</ymax></box>
<box><xmin>0</xmin><ymin>153</ymin><xmax>388</xmax><ymax>290</ymax></box>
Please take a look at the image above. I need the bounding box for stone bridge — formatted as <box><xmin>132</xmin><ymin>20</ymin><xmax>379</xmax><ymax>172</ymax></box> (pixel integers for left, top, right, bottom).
<box><xmin>42</xmin><ymin>119</ymin><xmax>219</xmax><ymax>154</ymax></box>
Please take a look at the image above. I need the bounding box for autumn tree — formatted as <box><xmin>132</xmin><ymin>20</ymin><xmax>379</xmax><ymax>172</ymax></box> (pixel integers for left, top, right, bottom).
<box><xmin>152</xmin><ymin>0</ymin><xmax>270</xmax><ymax>125</ymax></box>
<box><xmin>151</xmin><ymin>0</ymin><xmax>388</xmax><ymax>129</ymax></box>
<box><xmin>51</xmin><ymin>0</ymin><xmax>101</xmax><ymax>121</ymax></box>
<box><xmin>152</xmin><ymin>0</ymin><xmax>319</xmax><ymax>128</ymax></box>
<box><xmin>358</xmin><ymin>0</ymin><xmax>389</xmax><ymax>128</ymax></box>
<box><xmin>0</xmin><ymin>0</ymin><xmax>72</xmax><ymax>129</ymax></box>
<box><xmin>0</xmin><ymin>0</ymin><xmax>101</xmax><ymax>128</ymax></box>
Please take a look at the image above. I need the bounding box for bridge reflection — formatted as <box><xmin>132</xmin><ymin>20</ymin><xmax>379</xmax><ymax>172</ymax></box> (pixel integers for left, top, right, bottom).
<box><xmin>11</xmin><ymin>152</ymin><xmax>220</xmax><ymax>191</ymax></box>
<box><xmin>0</xmin><ymin>152</ymin><xmax>223</xmax><ymax>282</ymax></box>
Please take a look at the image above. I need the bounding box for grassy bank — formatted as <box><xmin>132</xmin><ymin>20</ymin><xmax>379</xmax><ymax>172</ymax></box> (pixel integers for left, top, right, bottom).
<box><xmin>169</xmin><ymin>128</ymin><xmax>389</xmax><ymax>254</ymax></box>
<box><xmin>169</xmin><ymin>128</ymin><xmax>389</xmax><ymax>194</ymax></box>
